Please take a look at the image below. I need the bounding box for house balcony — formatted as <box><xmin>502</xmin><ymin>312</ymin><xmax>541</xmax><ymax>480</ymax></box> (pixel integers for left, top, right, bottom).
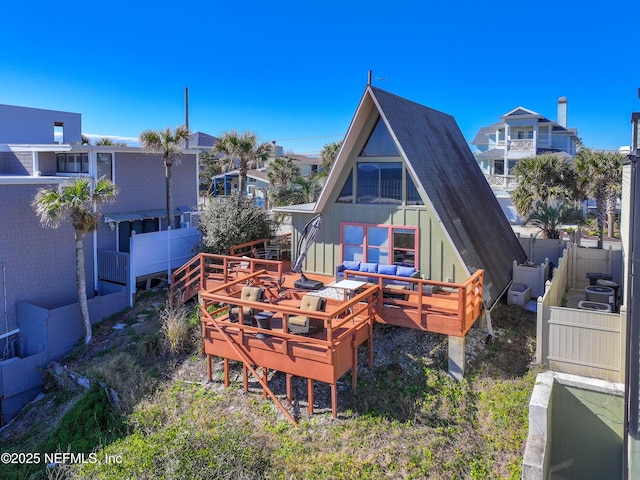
<box><xmin>484</xmin><ymin>174</ymin><xmax>520</xmax><ymax>190</ymax></box>
<box><xmin>507</xmin><ymin>139</ymin><xmax>535</xmax><ymax>152</ymax></box>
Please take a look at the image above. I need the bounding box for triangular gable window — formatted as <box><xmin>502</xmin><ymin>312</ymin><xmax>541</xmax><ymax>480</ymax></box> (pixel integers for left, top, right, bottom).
<box><xmin>359</xmin><ymin>117</ymin><xmax>399</xmax><ymax>157</ymax></box>
<box><xmin>336</xmin><ymin>169</ymin><xmax>354</xmax><ymax>203</ymax></box>
<box><xmin>506</xmin><ymin>108</ymin><xmax>534</xmax><ymax>117</ymax></box>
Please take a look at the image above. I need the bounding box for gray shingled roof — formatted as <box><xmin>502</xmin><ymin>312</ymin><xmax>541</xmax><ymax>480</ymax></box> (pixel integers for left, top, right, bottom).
<box><xmin>370</xmin><ymin>86</ymin><xmax>526</xmax><ymax>308</ymax></box>
<box><xmin>188</xmin><ymin>131</ymin><xmax>218</xmax><ymax>148</ymax></box>
<box><xmin>471</xmin><ymin>126</ymin><xmax>495</xmax><ymax>146</ymax></box>
<box><xmin>475</xmin><ymin>148</ymin><xmax>505</xmax><ymax>159</ymax></box>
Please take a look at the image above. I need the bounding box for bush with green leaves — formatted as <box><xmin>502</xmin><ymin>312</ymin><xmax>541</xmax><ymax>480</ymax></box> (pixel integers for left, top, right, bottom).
<box><xmin>198</xmin><ymin>193</ymin><xmax>277</xmax><ymax>254</ymax></box>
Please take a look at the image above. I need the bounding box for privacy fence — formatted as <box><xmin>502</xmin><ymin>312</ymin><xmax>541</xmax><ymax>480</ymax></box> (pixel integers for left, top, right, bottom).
<box><xmin>536</xmin><ymin>243</ymin><xmax>625</xmax><ymax>383</ymax></box>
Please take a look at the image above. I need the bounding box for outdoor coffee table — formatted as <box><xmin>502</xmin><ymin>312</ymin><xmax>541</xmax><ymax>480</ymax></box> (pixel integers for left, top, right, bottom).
<box><xmin>331</xmin><ymin>279</ymin><xmax>368</xmax><ymax>301</ymax></box>
<box><xmin>255</xmin><ymin>311</ymin><xmax>274</xmax><ymax>339</ymax></box>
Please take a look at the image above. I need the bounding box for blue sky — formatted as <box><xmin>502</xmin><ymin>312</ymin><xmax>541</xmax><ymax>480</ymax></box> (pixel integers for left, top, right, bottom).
<box><xmin>2</xmin><ymin>1</ymin><xmax>639</xmax><ymax>155</ymax></box>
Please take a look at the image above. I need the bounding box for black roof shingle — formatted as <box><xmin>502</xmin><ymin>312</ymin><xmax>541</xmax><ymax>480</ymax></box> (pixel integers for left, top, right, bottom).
<box><xmin>370</xmin><ymin>86</ymin><xmax>526</xmax><ymax>307</ymax></box>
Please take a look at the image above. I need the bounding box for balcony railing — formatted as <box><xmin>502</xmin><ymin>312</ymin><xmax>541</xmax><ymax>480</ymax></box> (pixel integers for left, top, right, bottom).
<box><xmin>484</xmin><ymin>174</ymin><xmax>520</xmax><ymax>189</ymax></box>
<box><xmin>507</xmin><ymin>139</ymin><xmax>535</xmax><ymax>151</ymax></box>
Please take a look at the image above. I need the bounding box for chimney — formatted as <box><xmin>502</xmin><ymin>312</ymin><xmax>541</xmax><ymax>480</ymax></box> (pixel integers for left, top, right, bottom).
<box><xmin>557</xmin><ymin>96</ymin><xmax>567</xmax><ymax>128</ymax></box>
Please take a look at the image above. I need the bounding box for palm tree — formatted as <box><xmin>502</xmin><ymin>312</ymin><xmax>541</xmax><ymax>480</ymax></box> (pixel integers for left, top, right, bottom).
<box><xmin>510</xmin><ymin>153</ymin><xmax>580</xmax><ymax>217</ymax></box>
<box><xmin>575</xmin><ymin>148</ymin><xmax>624</xmax><ymax>246</ymax></box>
<box><xmin>319</xmin><ymin>140</ymin><xmax>342</xmax><ymax>175</ymax></box>
<box><xmin>272</xmin><ymin>176</ymin><xmax>322</xmax><ymax>206</ymax></box>
<box><xmin>214</xmin><ymin>130</ymin><xmax>273</xmax><ymax>196</ymax></box>
<box><xmin>267</xmin><ymin>156</ymin><xmax>300</xmax><ymax>191</ymax></box>
<box><xmin>32</xmin><ymin>177</ymin><xmax>118</xmax><ymax>344</ymax></box>
<box><xmin>140</xmin><ymin>126</ymin><xmax>190</xmax><ymax>229</ymax></box>
<box><xmin>525</xmin><ymin>200</ymin><xmax>582</xmax><ymax>239</ymax></box>
<box><xmin>95</xmin><ymin>137</ymin><xmax>127</xmax><ymax>147</ymax></box>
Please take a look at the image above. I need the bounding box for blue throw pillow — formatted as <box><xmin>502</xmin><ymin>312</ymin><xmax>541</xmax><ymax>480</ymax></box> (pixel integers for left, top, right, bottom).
<box><xmin>343</xmin><ymin>261</ymin><xmax>360</xmax><ymax>271</ymax></box>
<box><xmin>359</xmin><ymin>262</ymin><xmax>378</xmax><ymax>273</ymax></box>
<box><xmin>378</xmin><ymin>264</ymin><xmax>397</xmax><ymax>276</ymax></box>
<box><xmin>396</xmin><ymin>266</ymin><xmax>416</xmax><ymax>277</ymax></box>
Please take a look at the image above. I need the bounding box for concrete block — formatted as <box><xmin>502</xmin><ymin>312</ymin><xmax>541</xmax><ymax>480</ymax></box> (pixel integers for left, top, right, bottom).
<box><xmin>448</xmin><ymin>335</ymin><xmax>465</xmax><ymax>381</ymax></box>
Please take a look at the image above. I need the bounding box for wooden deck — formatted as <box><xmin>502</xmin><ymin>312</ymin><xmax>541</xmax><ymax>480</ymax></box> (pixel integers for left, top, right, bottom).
<box><xmin>170</xmin><ymin>253</ymin><xmax>483</xmax><ymax>425</ymax></box>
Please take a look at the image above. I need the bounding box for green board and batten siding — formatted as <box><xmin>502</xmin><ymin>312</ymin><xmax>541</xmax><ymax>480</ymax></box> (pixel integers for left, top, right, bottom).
<box><xmin>291</xmin><ymin>202</ymin><xmax>465</xmax><ymax>284</ymax></box>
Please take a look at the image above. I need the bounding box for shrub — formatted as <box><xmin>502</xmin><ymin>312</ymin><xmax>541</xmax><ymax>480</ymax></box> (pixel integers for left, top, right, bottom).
<box><xmin>198</xmin><ymin>193</ymin><xmax>277</xmax><ymax>254</ymax></box>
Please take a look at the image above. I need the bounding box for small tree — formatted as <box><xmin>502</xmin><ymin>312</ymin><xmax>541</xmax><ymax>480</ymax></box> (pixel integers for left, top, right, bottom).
<box><xmin>95</xmin><ymin>137</ymin><xmax>127</xmax><ymax>147</ymax></box>
<box><xmin>199</xmin><ymin>151</ymin><xmax>223</xmax><ymax>196</ymax></box>
<box><xmin>32</xmin><ymin>177</ymin><xmax>118</xmax><ymax>344</ymax></box>
<box><xmin>198</xmin><ymin>194</ymin><xmax>277</xmax><ymax>254</ymax></box>
<box><xmin>525</xmin><ymin>200</ymin><xmax>582</xmax><ymax>239</ymax></box>
<box><xmin>267</xmin><ymin>156</ymin><xmax>300</xmax><ymax>191</ymax></box>
<box><xmin>140</xmin><ymin>126</ymin><xmax>190</xmax><ymax>229</ymax></box>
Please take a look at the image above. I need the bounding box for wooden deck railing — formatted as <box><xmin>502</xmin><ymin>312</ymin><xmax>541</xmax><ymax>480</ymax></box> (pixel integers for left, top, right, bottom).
<box><xmin>228</xmin><ymin>238</ymin><xmax>270</xmax><ymax>257</ymax></box>
<box><xmin>170</xmin><ymin>253</ymin><xmax>284</xmax><ymax>306</ymax></box>
<box><xmin>343</xmin><ymin>269</ymin><xmax>484</xmax><ymax>336</ymax></box>
<box><xmin>194</xmin><ymin>265</ymin><xmax>483</xmax><ymax>422</ymax></box>
<box><xmin>199</xmin><ymin>271</ymin><xmax>377</xmax><ymax>424</ymax></box>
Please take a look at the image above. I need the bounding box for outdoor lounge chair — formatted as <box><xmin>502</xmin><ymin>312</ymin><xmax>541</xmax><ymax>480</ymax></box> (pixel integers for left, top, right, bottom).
<box><xmin>288</xmin><ymin>295</ymin><xmax>326</xmax><ymax>335</ymax></box>
<box><xmin>229</xmin><ymin>286</ymin><xmax>265</xmax><ymax>324</ymax></box>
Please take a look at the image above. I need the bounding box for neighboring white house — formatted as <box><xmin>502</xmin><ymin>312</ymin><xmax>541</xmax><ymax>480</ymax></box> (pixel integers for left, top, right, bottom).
<box><xmin>471</xmin><ymin>97</ymin><xmax>580</xmax><ymax>223</ymax></box>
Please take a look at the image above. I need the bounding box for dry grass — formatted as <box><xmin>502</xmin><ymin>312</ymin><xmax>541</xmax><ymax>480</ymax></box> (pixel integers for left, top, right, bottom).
<box><xmin>160</xmin><ymin>304</ymin><xmax>195</xmax><ymax>355</ymax></box>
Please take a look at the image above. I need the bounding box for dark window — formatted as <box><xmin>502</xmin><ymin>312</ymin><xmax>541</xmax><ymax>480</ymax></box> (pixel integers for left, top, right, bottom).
<box><xmin>392</xmin><ymin>229</ymin><xmax>416</xmax><ymax>266</ymax></box>
<box><xmin>359</xmin><ymin>118</ymin><xmax>399</xmax><ymax>157</ymax></box>
<box><xmin>406</xmin><ymin>173</ymin><xmax>423</xmax><ymax>205</ymax></box>
<box><xmin>357</xmin><ymin>162</ymin><xmax>402</xmax><ymax>204</ymax></box>
<box><xmin>56</xmin><ymin>153</ymin><xmax>88</xmax><ymax>174</ymax></box>
<box><xmin>117</xmin><ymin>218</ymin><xmax>160</xmax><ymax>253</ymax></box>
<box><xmin>97</xmin><ymin>153</ymin><xmax>113</xmax><ymax>180</ymax></box>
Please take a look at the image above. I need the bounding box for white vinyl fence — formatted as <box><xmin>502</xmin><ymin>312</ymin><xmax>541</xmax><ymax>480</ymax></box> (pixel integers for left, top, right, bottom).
<box><xmin>129</xmin><ymin>227</ymin><xmax>201</xmax><ymax>305</ymax></box>
<box><xmin>536</xmin><ymin>243</ymin><xmax>626</xmax><ymax>383</ymax></box>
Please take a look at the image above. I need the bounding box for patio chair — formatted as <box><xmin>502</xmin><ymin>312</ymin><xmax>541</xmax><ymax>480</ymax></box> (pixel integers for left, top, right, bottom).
<box><xmin>288</xmin><ymin>295</ymin><xmax>326</xmax><ymax>335</ymax></box>
<box><xmin>229</xmin><ymin>286</ymin><xmax>265</xmax><ymax>324</ymax></box>
<box><xmin>251</xmin><ymin>246</ymin><xmax>268</xmax><ymax>259</ymax></box>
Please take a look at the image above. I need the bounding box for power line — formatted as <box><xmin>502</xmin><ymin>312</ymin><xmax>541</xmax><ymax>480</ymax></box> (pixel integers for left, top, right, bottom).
<box><xmin>273</xmin><ymin>134</ymin><xmax>343</xmax><ymax>142</ymax></box>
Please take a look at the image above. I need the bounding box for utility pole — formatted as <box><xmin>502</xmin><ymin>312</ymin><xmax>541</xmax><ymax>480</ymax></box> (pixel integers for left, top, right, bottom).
<box><xmin>185</xmin><ymin>86</ymin><xmax>190</xmax><ymax>149</ymax></box>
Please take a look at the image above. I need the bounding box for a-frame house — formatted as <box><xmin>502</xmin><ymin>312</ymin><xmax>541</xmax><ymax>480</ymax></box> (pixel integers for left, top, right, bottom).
<box><xmin>278</xmin><ymin>85</ymin><xmax>526</xmax><ymax>314</ymax></box>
